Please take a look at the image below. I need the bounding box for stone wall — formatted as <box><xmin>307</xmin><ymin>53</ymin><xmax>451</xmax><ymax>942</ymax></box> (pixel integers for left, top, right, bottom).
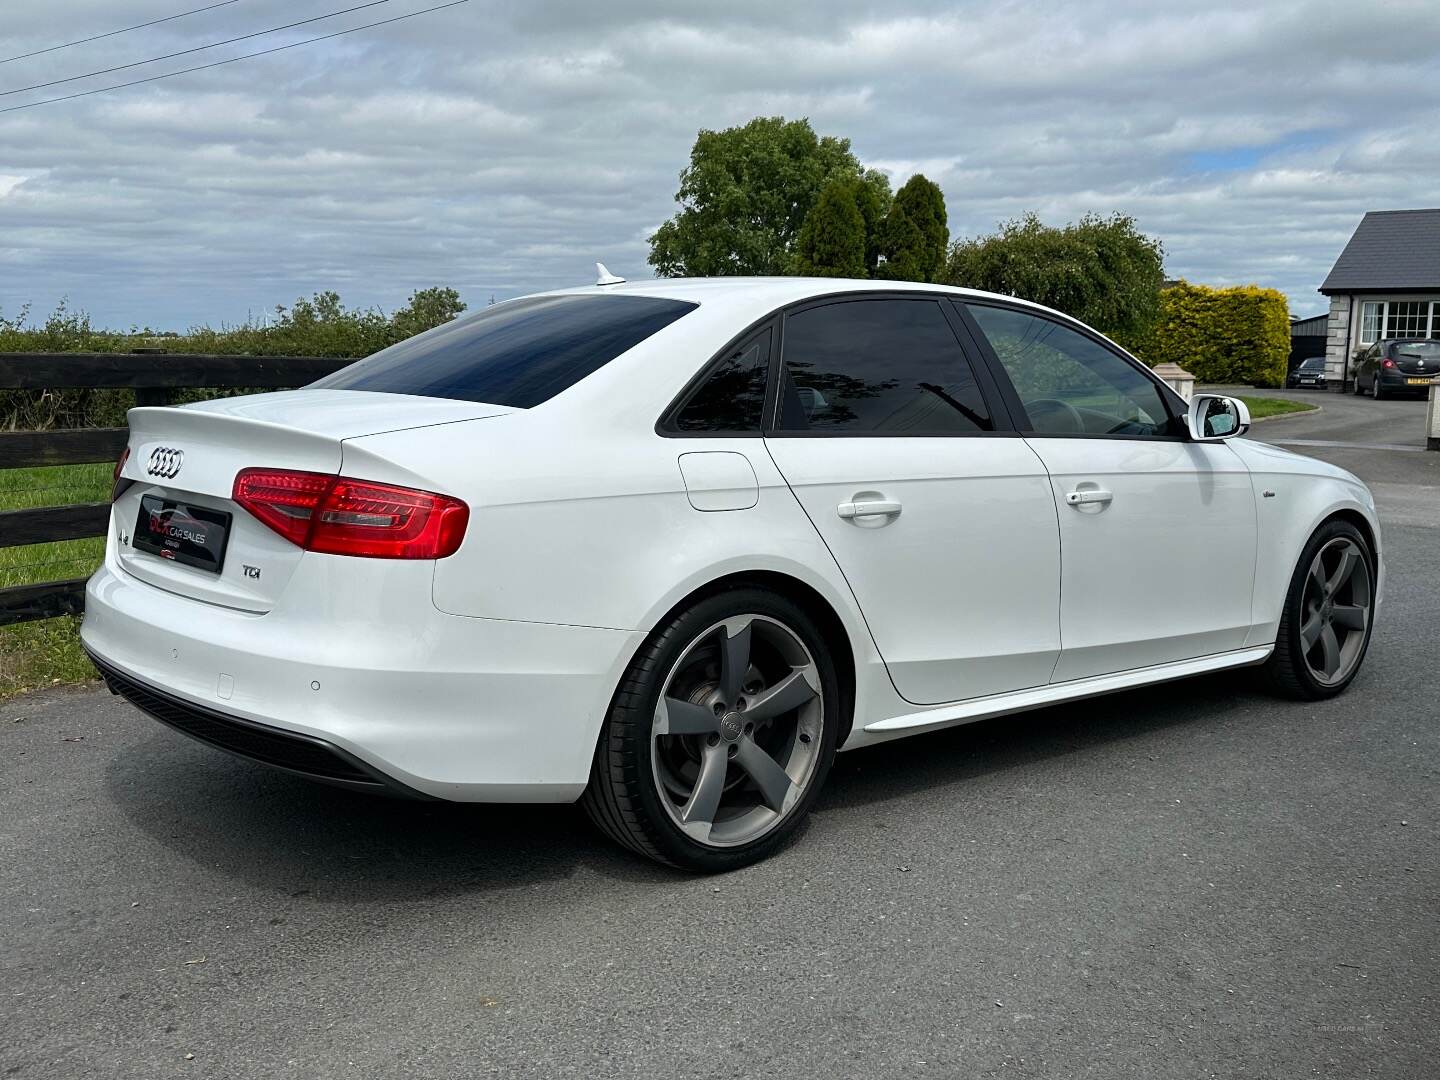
<box><xmin>1324</xmin><ymin>294</ymin><xmax>1351</xmax><ymax>391</ymax></box>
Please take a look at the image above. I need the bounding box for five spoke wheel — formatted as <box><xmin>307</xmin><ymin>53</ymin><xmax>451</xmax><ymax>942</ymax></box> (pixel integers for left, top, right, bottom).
<box><xmin>1298</xmin><ymin>537</ymin><xmax>1372</xmax><ymax>687</ymax></box>
<box><xmin>651</xmin><ymin>615</ymin><xmax>824</xmax><ymax>847</ymax></box>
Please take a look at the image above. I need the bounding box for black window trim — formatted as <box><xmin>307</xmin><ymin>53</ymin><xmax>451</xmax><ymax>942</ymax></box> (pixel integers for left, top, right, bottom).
<box><xmin>656</xmin><ymin>317</ymin><xmax>780</xmax><ymax>438</ymax></box>
<box><xmin>955</xmin><ymin>298</ymin><xmax>1192</xmax><ymax>443</ymax></box>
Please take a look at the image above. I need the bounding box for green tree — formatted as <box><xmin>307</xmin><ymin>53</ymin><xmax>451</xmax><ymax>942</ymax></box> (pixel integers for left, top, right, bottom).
<box><xmin>792</xmin><ymin>179</ymin><xmax>867</xmax><ymax>278</ymax></box>
<box><xmin>391</xmin><ymin>286</ymin><xmax>466</xmax><ymax>339</ymax></box>
<box><xmin>648</xmin><ymin>117</ymin><xmax>869</xmax><ymax>277</ymax></box>
<box><xmin>876</xmin><ymin>174</ymin><xmax>948</xmax><ymax>282</ymax></box>
<box><xmin>944</xmin><ymin>212</ymin><xmax>1166</xmax><ymax>348</ymax></box>
<box><xmin>852</xmin><ymin>168</ymin><xmax>893</xmax><ymax>275</ymax></box>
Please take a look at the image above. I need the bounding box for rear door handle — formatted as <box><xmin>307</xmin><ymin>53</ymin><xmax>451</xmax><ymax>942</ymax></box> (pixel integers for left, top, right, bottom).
<box><xmin>837</xmin><ymin>498</ymin><xmax>902</xmax><ymax>520</ymax></box>
<box><xmin>1065</xmin><ymin>488</ymin><xmax>1113</xmax><ymax>506</ymax></box>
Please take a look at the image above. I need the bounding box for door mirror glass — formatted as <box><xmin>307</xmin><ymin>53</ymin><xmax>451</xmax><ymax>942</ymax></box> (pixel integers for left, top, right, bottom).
<box><xmin>1187</xmin><ymin>394</ymin><xmax>1250</xmax><ymax>441</ymax></box>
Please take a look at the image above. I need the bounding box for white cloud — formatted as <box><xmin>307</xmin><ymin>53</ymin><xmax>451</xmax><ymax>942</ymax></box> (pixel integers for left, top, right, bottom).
<box><xmin>0</xmin><ymin>0</ymin><xmax>1436</xmax><ymax>327</ymax></box>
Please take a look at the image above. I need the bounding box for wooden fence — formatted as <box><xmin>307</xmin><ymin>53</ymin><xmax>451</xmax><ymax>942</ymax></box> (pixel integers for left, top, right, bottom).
<box><xmin>1</xmin><ymin>352</ymin><xmax>349</xmax><ymax>625</ymax></box>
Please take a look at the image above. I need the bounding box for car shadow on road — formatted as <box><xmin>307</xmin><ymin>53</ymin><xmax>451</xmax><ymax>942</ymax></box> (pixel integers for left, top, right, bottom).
<box><xmin>104</xmin><ymin>730</ymin><xmax>679</xmax><ymax>900</ymax></box>
<box><xmin>103</xmin><ymin>670</ymin><xmax>1266</xmax><ymax>897</ymax></box>
<box><xmin>816</xmin><ymin>671</ymin><xmax>1259</xmax><ymax>814</ymax></box>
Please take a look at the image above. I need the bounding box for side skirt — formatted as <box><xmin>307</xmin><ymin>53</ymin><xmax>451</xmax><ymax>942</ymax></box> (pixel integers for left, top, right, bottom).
<box><xmin>860</xmin><ymin>645</ymin><xmax>1274</xmax><ymax>737</ymax></box>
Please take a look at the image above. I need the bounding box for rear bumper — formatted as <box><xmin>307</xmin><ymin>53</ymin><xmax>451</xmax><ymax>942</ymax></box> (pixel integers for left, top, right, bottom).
<box><xmin>1379</xmin><ymin>373</ymin><xmax>1433</xmax><ymax>394</ymax></box>
<box><xmin>88</xmin><ymin>649</ymin><xmax>429</xmax><ymax>797</ymax></box>
<box><xmin>80</xmin><ymin>558</ymin><xmax>644</xmax><ymax>802</ymax></box>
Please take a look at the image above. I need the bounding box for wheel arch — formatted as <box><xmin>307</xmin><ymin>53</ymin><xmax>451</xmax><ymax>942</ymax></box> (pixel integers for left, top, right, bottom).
<box><xmin>1325</xmin><ymin>507</ymin><xmax>1378</xmax><ymax>559</ymax></box>
<box><xmin>635</xmin><ymin>569</ymin><xmax>859</xmax><ymax>746</ymax></box>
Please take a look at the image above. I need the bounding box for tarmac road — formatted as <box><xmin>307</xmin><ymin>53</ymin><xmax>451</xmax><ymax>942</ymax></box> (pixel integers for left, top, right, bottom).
<box><xmin>3</xmin><ymin>391</ymin><xmax>1437</xmax><ymax>1079</ymax></box>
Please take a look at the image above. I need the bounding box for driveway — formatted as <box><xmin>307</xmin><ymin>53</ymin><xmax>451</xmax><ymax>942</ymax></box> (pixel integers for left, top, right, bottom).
<box><xmin>1230</xmin><ymin>386</ymin><xmax>1440</xmax><ymax>528</ymax></box>
<box><xmin>3</xmin><ymin>394</ymin><xmax>1437</xmax><ymax>1079</ymax></box>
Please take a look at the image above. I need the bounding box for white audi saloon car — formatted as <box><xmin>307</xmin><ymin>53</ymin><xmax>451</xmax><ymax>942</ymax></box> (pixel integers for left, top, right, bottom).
<box><xmin>84</xmin><ymin>276</ymin><xmax>1381</xmax><ymax>870</ymax></box>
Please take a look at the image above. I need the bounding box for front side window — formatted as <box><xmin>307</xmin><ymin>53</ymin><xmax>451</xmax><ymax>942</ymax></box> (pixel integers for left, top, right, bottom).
<box><xmin>776</xmin><ymin>299</ymin><xmax>992</xmax><ymax>434</ymax></box>
<box><xmin>1359</xmin><ymin>301</ymin><xmax>1383</xmax><ymax>345</ymax></box>
<box><xmin>965</xmin><ymin>304</ymin><xmax>1172</xmax><ymax>437</ymax></box>
<box><xmin>311</xmin><ymin>294</ymin><xmax>697</xmax><ymax>408</ymax></box>
<box><xmin>669</xmin><ymin>328</ymin><xmax>772</xmax><ymax>433</ymax></box>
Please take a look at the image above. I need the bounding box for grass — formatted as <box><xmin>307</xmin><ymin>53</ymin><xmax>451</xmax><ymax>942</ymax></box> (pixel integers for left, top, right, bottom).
<box><xmin>1235</xmin><ymin>395</ymin><xmax>1319</xmax><ymax>420</ymax></box>
<box><xmin>1</xmin><ymin>463</ymin><xmax>110</xmax><ymax>700</ymax></box>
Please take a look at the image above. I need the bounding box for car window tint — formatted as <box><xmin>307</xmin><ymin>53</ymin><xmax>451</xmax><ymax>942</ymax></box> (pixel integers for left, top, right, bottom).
<box><xmin>965</xmin><ymin>304</ymin><xmax>1172</xmax><ymax>437</ymax></box>
<box><xmin>311</xmin><ymin>294</ymin><xmax>697</xmax><ymax>408</ymax></box>
<box><xmin>777</xmin><ymin>299</ymin><xmax>991</xmax><ymax>433</ymax></box>
<box><xmin>671</xmin><ymin>329</ymin><xmax>772</xmax><ymax>432</ymax></box>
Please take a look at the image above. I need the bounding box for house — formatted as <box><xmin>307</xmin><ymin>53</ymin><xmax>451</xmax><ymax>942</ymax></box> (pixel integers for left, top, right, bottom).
<box><xmin>1319</xmin><ymin>208</ymin><xmax>1440</xmax><ymax>391</ymax></box>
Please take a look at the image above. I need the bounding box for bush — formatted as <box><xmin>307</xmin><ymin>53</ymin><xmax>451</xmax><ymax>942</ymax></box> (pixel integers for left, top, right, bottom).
<box><xmin>1142</xmin><ymin>282</ymin><xmax>1290</xmax><ymax>388</ymax></box>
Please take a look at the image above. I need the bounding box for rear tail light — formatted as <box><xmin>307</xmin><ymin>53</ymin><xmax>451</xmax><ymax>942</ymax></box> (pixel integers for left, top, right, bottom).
<box><xmin>112</xmin><ymin>447</ymin><xmax>133</xmax><ymax>502</ymax></box>
<box><xmin>232</xmin><ymin>469</ymin><xmax>469</xmax><ymax>559</ymax></box>
<box><xmin>1382</xmin><ymin>358</ymin><xmax>1396</xmax><ymax>369</ymax></box>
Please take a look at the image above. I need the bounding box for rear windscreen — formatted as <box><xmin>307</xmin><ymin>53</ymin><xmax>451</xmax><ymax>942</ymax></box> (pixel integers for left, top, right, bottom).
<box><xmin>1393</xmin><ymin>341</ymin><xmax>1440</xmax><ymax>358</ymax></box>
<box><xmin>310</xmin><ymin>294</ymin><xmax>698</xmax><ymax>408</ymax></box>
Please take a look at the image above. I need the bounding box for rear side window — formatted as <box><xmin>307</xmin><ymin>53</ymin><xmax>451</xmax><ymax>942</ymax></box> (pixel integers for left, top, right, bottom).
<box><xmin>776</xmin><ymin>299</ymin><xmax>993</xmax><ymax>434</ymax></box>
<box><xmin>311</xmin><ymin>294</ymin><xmax>697</xmax><ymax>408</ymax></box>
<box><xmin>668</xmin><ymin>328</ymin><xmax>773</xmax><ymax>433</ymax></box>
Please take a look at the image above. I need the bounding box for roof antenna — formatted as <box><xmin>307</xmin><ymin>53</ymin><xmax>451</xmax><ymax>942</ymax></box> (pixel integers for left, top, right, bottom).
<box><xmin>595</xmin><ymin>262</ymin><xmax>626</xmax><ymax>286</ymax></box>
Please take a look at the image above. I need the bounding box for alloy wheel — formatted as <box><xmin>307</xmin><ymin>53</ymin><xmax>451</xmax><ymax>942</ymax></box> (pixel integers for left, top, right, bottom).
<box><xmin>650</xmin><ymin>615</ymin><xmax>824</xmax><ymax>847</ymax></box>
<box><xmin>1299</xmin><ymin>537</ymin><xmax>1372</xmax><ymax>687</ymax></box>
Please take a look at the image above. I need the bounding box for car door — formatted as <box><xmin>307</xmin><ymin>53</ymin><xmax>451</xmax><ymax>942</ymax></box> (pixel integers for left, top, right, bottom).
<box><xmin>1353</xmin><ymin>344</ymin><xmax>1372</xmax><ymax>391</ymax></box>
<box><xmin>762</xmin><ymin>294</ymin><xmax>1061</xmax><ymax>706</ymax></box>
<box><xmin>961</xmin><ymin>301</ymin><xmax>1258</xmax><ymax>683</ymax></box>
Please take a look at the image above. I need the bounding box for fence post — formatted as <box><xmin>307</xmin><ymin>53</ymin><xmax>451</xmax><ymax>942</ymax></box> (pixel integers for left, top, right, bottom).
<box><xmin>130</xmin><ymin>349</ymin><xmax>174</xmax><ymax>407</ymax></box>
<box><xmin>1426</xmin><ymin>377</ymin><xmax>1440</xmax><ymax>452</ymax></box>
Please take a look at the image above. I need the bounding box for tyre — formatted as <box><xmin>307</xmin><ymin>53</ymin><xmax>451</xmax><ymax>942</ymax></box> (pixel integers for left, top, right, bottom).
<box><xmin>1262</xmin><ymin>519</ymin><xmax>1375</xmax><ymax>700</ymax></box>
<box><xmin>1371</xmin><ymin>377</ymin><xmax>1384</xmax><ymax>400</ymax></box>
<box><xmin>582</xmin><ymin>587</ymin><xmax>842</xmax><ymax>871</ymax></box>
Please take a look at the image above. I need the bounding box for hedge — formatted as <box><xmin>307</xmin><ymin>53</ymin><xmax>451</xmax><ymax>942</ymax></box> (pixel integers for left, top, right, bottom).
<box><xmin>1141</xmin><ymin>281</ymin><xmax>1290</xmax><ymax>388</ymax></box>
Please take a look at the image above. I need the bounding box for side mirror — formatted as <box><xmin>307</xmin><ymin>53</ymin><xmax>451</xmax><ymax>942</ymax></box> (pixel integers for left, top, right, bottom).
<box><xmin>1187</xmin><ymin>394</ymin><xmax>1251</xmax><ymax>441</ymax></box>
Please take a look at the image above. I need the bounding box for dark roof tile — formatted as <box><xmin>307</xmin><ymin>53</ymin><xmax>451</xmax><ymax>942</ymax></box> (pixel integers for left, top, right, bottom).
<box><xmin>1319</xmin><ymin>209</ymin><xmax>1440</xmax><ymax>293</ymax></box>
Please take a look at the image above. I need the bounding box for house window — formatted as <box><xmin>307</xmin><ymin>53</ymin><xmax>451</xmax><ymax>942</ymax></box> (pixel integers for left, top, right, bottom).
<box><xmin>1359</xmin><ymin>302</ymin><xmax>1383</xmax><ymax>344</ymax></box>
<box><xmin>1357</xmin><ymin>300</ymin><xmax>1440</xmax><ymax>345</ymax></box>
<box><xmin>1385</xmin><ymin>301</ymin><xmax>1429</xmax><ymax>338</ymax></box>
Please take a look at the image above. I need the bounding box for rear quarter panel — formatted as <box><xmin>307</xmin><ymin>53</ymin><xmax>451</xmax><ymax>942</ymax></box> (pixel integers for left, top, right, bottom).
<box><xmin>340</xmin><ymin>416</ymin><xmax>897</xmax><ymax>735</ymax></box>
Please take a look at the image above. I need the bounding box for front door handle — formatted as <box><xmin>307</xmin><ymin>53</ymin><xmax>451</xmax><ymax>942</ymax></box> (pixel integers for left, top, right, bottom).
<box><xmin>1065</xmin><ymin>488</ymin><xmax>1113</xmax><ymax>507</ymax></box>
<box><xmin>837</xmin><ymin>498</ymin><xmax>902</xmax><ymax>520</ymax></box>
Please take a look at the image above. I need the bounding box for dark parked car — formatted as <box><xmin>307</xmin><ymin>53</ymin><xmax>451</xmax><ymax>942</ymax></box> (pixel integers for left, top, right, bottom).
<box><xmin>1352</xmin><ymin>339</ymin><xmax>1440</xmax><ymax>398</ymax></box>
<box><xmin>1287</xmin><ymin>356</ymin><xmax>1327</xmax><ymax>389</ymax></box>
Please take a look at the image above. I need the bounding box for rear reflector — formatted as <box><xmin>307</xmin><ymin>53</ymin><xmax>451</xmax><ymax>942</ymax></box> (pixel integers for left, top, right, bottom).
<box><xmin>112</xmin><ymin>446</ymin><xmax>133</xmax><ymax>502</ymax></box>
<box><xmin>232</xmin><ymin>468</ymin><xmax>469</xmax><ymax>559</ymax></box>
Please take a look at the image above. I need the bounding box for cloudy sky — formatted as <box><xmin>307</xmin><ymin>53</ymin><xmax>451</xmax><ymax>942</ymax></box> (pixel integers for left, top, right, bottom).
<box><xmin>1</xmin><ymin>0</ymin><xmax>1437</xmax><ymax>329</ymax></box>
